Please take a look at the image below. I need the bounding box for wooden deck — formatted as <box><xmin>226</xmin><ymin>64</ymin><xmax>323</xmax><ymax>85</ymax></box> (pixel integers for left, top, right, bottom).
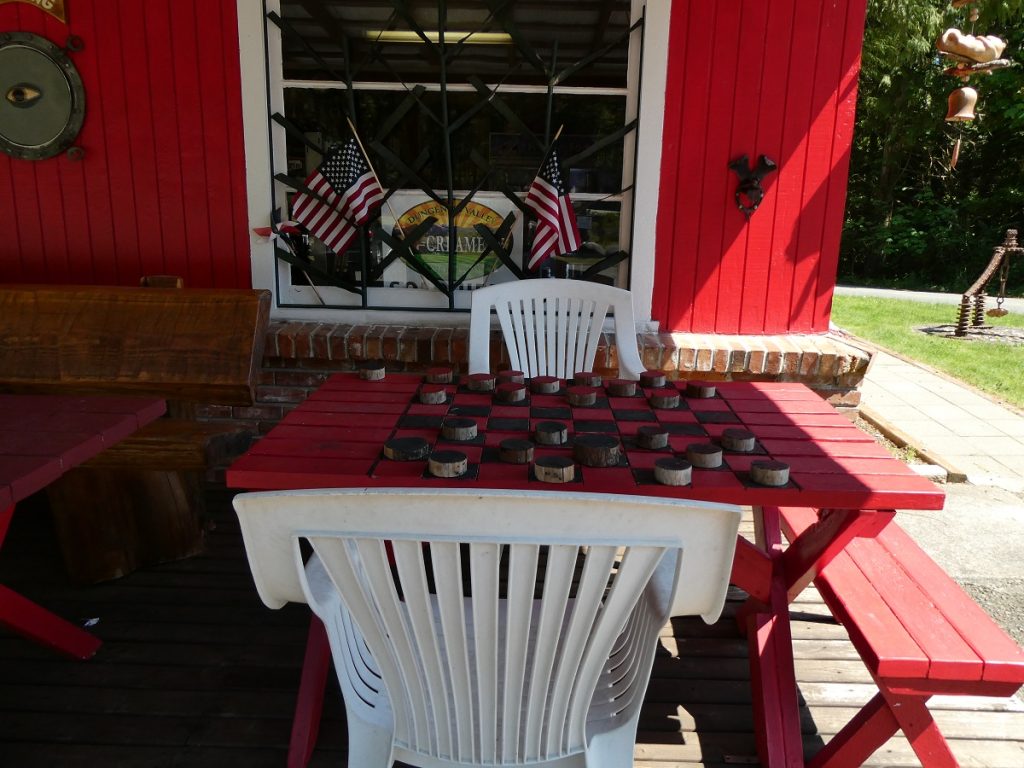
<box><xmin>1</xmin><ymin>488</ymin><xmax>1022</xmax><ymax>767</ymax></box>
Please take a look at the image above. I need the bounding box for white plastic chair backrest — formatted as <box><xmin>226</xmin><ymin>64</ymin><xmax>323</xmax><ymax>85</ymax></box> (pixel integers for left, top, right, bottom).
<box><xmin>234</xmin><ymin>488</ymin><xmax>740</xmax><ymax>765</ymax></box>
<box><xmin>469</xmin><ymin>279</ymin><xmax>645</xmax><ymax>379</ymax></box>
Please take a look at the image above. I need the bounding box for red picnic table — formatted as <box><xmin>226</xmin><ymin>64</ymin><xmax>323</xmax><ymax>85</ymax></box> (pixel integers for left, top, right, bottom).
<box><xmin>0</xmin><ymin>394</ymin><xmax>166</xmax><ymax>659</ymax></box>
<box><xmin>226</xmin><ymin>371</ymin><xmax>945</xmax><ymax>768</ymax></box>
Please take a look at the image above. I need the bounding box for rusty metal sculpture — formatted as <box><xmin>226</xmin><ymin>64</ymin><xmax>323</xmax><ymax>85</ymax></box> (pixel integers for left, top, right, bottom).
<box><xmin>955</xmin><ymin>229</ymin><xmax>1020</xmax><ymax>336</ymax></box>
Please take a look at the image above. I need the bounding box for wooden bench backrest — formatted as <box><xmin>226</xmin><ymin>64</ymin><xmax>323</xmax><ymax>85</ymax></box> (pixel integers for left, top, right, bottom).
<box><xmin>0</xmin><ymin>285</ymin><xmax>271</xmax><ymax>405</ymax></box>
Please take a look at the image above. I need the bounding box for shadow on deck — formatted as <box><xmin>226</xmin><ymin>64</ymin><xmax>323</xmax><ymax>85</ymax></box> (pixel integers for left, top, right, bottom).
<box><xmin>1</xmin><ymin>488</ymin><xmax>1021</xmax><ymax>767</ymax></box>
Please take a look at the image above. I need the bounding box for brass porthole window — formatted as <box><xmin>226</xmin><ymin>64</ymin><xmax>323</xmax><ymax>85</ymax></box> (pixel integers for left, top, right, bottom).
<box><xmin>0</xmin><ymin>31</ymin><xmax>86</xmax><ymax>161</ymax></box>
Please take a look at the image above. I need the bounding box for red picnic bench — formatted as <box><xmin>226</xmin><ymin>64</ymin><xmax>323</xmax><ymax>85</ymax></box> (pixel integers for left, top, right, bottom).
<box><xmin>777</xmin><ymin>506</ymin><xmax>1024</xmax><ymax>768</ymax></box>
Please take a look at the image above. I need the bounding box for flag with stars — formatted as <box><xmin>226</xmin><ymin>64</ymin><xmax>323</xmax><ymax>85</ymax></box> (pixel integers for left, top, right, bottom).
<box><xmin>291</xmin><ymin>138</ymin><xmax>385</xmax><ymax>254</ymax></box>
<box><xmin>524</xmin><ymin>142</ymin><xmax>581</xmax><ymax>270</ymax></box>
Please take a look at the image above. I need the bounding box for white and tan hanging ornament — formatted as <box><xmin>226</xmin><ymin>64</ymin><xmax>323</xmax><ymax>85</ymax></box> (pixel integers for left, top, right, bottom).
<box><xmin>937</xmin><ymin>29</ymin><xmax>1007</xmax><ymax>63</ymax></box>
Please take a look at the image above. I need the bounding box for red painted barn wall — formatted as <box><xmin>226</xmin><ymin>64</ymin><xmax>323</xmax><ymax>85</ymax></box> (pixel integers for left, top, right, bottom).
<box><xmin>0</xmin><ymin>0</ymin><xmax>250</xmax><ymax>288</ymax></box>
<box><xmin>654</xmin><ymin>0</ymin><xmax>867</xmax><ymax>334</ymax></box>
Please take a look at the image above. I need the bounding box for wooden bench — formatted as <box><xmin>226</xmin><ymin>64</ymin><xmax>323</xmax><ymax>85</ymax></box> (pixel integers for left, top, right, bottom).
<box><xmin>0</xmin><ymin>284</ymin><xmax>271</xmax><ymax>582</ymax></box>
<box><xmin>777</xmin><ymin>506</ymin><xmax>1024</xmax><ymax>768</ymax></box>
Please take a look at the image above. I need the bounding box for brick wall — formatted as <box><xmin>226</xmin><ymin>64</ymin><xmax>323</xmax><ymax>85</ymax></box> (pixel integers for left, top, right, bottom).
<box><xmin>197</xmin><ymin>322</ymin><xmax>872</xmax><ymax>438</ymax></box>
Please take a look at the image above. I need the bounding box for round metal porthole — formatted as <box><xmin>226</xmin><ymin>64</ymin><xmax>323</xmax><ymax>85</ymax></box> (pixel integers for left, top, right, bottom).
<box><xmin>0</xmin><ymin>32</ymin><xmax>86</xmax><ymax>160</ymax></box>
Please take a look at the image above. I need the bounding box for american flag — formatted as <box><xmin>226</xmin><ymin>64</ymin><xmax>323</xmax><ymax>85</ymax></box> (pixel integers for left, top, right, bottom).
<box><xmin>291</xmin><ymin>139</ymin><xmax>385</xmax><ymax>254</ymax></box>
<box><xmin>524</xmin><ymin>143</ymin><xmax>580</xmax><ymax>270</ymax></box>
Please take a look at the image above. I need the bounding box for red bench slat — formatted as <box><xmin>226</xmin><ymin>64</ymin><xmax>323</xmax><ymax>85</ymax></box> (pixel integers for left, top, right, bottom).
<box><xmin>844</xmin><ymin>537</ymin><xmax>984</xmax><ymax>682</ymax></box>
<box><xmin>875</xmin><ymin>523</ymin><xmax>1024</xmax><ymax>685</ymax></box>
<box><xmin>777</xmin><ymin>506</ymin><xmax>1024</xmax><ymax>694</ymax></box>
<box><xmin>816</xmin><ymin>549</ymin><xmax>932</xmax><ymax>679</ymax></box>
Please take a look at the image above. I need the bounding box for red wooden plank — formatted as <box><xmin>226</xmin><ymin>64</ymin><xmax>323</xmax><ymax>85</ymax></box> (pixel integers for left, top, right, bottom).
<box><xmin>226</xmin><ymin>454</ymin><xmax>375</xmax><ymax>490</ymax></box>
<box><xmin>145</xmin><ymin>0</ymin><xmax>190</xmax><ymax>281</ymax></box>
<box><xmin>33</xmin><ymin>412</ymin><xmax>139</xmax><ymax>445</ymax></box>
<box><xmin>791</xmin><ymin>472</ymin><xmax>944</xmax><ymax>510</ymax></box>
<box><xmin>296</xmin><ymin>400</ymin><xmax>410</xmax><ymax>416</ymax></box>
<box><xmin>267</xmin><ymin>424</ymin><xmax>395</xmax><ymax>445</ymax></box>
<box><xmin>320</xmin><ymin>373</ymin><xmax>420</xmax><ymax>393</ymax></box>
<box><xmin>732</xmin><ymin>399</ymin><xmax>836</xmax><ymax>414</ymax></box>
<box><xmin>815</xmin><ymin>551</ymin><xmax>930</xmax><ymax>679</ymax></box>
<box><xmin>689</xmin><ymin>2</ymin><xmax>743</xmax><ymax>334</ymax></box>
<box><xmin>309</xmin><ymin>389</ymin><xmax>413</xmax><ymax>404</ymax></box>
<box><xmin>806</xmin><ymin>692</ymin><xmax>899</xmax><ymax>768</ymax></box>
<box><xmin>288</xmin><ymin>616</ymin><xmax>331</xmax><ymax>768</ymax></box>
<box><xmin>737</xmin><ymin>0</ymin><xmax>797</xmax><ymax>333</ymax></box>
<box><xmin>761</xmin><ymin>2</ymin><xmax>825</xmax><ymax>333</ymax></box>
<box><xmin>714</xmin><ymin>0</ymin><xmax>771</xmax><ymax>335</ymax></box>
<box><xmin>220</xmin><ymin>0</ymin><xmax>251</xmax><ymax>288</ymax></box>
<box><xmin>746</xmin><ymin>545</ymin><xmax>804</xmax><ymax>768</ymax></box>
<box><xmin>845</xmin><ymin>537</ymin><xmax>984</xmax><ymax>682</ymax></box>
<box><xmin>95</xmin><ymin>0</ymin><xmax>142</xmax><ymax>281</ymax></box>
<box><xmin>738</xmin><ymin>411</ymin><xmax>852</xmax><ymax>427</ymax></box>
<box><xmin>876</xmin><ymin>524</ymin><xmax>1024</xmax><ymax>685</ymax></box>
<box><xmin>278</xmin><ymin>410</ymin><xmax>386</xmax><ymax>429</ymax></box>
<box><xmin>0</xmin><ymin>431</ymin><xmax>105</xmax><ymax>468</ymax></box>
<box><xmin>685</xmin><ymin>398</ymin><xmax>731</xmax><ymax>412</ymax></box>
<box><xmin>780</xmin><ymin>506</ymin><xmax>893</xmax><ymax>600</ymax></box>
<box><xmin>730</xmin><ymin>537</ymin><xmax>772</xmax><ymax>604</ymax></box>
<box><xmin>881</xmin><ymin>690</ymin><xmax>959</xmax><ymax>768</ymax></box>
<box><xmin>0</xmin><ymin>584</ymin><xmax>102</xmax><ymax>660</ymax></box>
<box><xmin>0</xmin><ymin>456</ymin><xmax>64</xmax><ymax>503</ymax></box>
<box><xmin>74</xmin><ymin>1</ymin><xmax>119</xmax><ymax>284</ymax></box>
<box><xmin>786</xmin><ymin>456</ymin><xmax>919</xmax><ymax>476</ymax></box>
<box><xmin>251</xmin><ymin>437</ymin><xmax>383</xmax><ymax>461</ymax></box>
<box><xmin>812</xmin><ymin>0</ymin><xmax>868</xmax><ymax>329</ymax></box>
<box><xmin>787</xmin><ymin>0</ymin><xmax>847</xmax><ymax>331</ymax></box>
<box><xmin>743</xmin><ymin>425</ymin><xmax>873</xmax><ymax>442</ymax></box>
<box><xmin>202</xmin><ymin>0</ymin><xmax>248</xmax><ymax>288</ymax></box>
<box><xmin>662</xmin><ymin>1</ymin><xmax>717</xmax><ymax>331</ymax></box>
<box><xmin>118</xmin><ymin>0</ymin><xmax>166</xmax><ymax>278</ymax></box>
<box><xmin>652</xmin><ymin>0</ymin><xmax>689</xmax><ymax>325</ymax></box>
<box><xmin>763</xmin><ymin>438</ymin><xmax>891</xmax><ymax>459</ymax></box>
<box><xmin>575</xmin><ymin>467</ymin><xmax>635</xmax><ymax>492</ymax></box>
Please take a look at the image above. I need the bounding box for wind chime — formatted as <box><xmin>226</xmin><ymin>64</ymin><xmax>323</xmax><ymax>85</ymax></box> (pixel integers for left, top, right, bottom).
<box><xmin>936</xmin><ymin>0</ymin><xmax>1013</xmax><ymax>168</ymax></box>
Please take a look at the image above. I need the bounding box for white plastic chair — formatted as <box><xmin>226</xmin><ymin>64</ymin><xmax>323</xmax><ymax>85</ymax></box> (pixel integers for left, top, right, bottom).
<box><xmin>234</xmin><ymin>487</ymin><xmax>740</xmax><ymax>768</ymax></box>
<box><xmin>469</xmin><ymin>279</ymin><xmax>646</xmax><ymax>379</ymax></box>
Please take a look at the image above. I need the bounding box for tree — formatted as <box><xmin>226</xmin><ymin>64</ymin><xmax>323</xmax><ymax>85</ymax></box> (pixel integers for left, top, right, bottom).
<box><xmin>841</xmin><ymin>0</ymin><xmax>1024</xmax><ymax>292</ymax></box>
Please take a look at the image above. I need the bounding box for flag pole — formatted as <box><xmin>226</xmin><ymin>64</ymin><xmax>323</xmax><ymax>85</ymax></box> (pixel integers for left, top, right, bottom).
<box><xmin>345</xmin><ymin>116</ymin><xmax>407</xmax><ymax>240</ymax></box>
<box><xmin>533</xmin><ymin>124</ymin><xmax>565</xmax><ymax>177</ymax></box>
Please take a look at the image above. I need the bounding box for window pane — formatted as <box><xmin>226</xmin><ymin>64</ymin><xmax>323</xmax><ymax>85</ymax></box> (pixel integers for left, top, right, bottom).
<box><xmin>279</xmin><ymin>0</ymin><xmax>632</xmax><ymax>89</ymax></box>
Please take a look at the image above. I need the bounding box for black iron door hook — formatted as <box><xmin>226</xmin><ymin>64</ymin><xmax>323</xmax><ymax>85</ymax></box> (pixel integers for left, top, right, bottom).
<box><xmin>729</xmin><ymin>154</ymin><xmax>777</xmax><ymax>218</ymax></box>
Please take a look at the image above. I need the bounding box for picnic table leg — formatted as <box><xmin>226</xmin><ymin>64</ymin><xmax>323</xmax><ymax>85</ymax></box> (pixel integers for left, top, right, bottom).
<box><xmin>808</xmin><ymin>691</ymin><xmax>956</xmax><ymax>768</ymax></box>
<box><xmin>807</xmin><ymin>692</ymin><xmax>897</xmax><ymax>768</ymax></box>
<box><xmin>780</xmin><ymin>508</ymin><xmax>894</xmax><ymax>602</ymax></box>
<box><xmin>288</xmin><ymin>614</ymin><xmax>331</xmax><ymax>768</ymax></box>
<box><xmin>883</xmin><ymin>691</ymin><xmax>958</xmax><ymax>768</ymax></box>
<box><xmin>0</xmin><ymin>504</ymin><xmax>102</xmax><ymax>660</ymax></box>
<box><xmin>746</xmin><ymin>506</ymin><xmax>805</xmax><ymax>768</ymax></box>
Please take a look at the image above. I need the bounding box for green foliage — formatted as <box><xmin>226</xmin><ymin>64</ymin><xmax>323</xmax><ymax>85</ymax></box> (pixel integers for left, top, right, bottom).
<box><xmin>841</xmin><ymin>0</ymin><xmax>1024</xmax><ymax>294</ymax></box>
<box><xmin>831</xmin><ymin>296</ymin><xmax>1024</xmax><ymax>408</ymax></box>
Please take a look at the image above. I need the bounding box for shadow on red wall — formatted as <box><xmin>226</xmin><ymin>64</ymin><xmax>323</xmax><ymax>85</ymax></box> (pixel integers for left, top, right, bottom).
<box><xmin>655</xmin><ymin>0</ymin><xmax>867</xmax><ymax>335</ymax></box>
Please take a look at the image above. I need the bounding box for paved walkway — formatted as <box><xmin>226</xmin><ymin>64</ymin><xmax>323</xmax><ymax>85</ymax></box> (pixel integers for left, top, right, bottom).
<box><xmin>859</xmin><ymin>349</ymin><xmax>1024</xmax><ymax>492</ymax></box>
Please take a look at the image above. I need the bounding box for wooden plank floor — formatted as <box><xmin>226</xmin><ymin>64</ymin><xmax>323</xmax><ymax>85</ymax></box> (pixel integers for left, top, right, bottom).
<box><xmin>1</xmin><ymin>489</ymin><xmax>1022</xmax><ymax>767</ymax></box>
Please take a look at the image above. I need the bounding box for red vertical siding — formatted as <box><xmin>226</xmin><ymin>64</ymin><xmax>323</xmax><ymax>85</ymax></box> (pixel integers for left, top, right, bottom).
<box><xmin>655</xmin><ymin>0</ymin><xmax>867</xmax><ymax>334</ymax></box>
<box><xmin>0</xmin><ymin>0</ymin><xmax>250</xmax><ymax>288</ymax></box>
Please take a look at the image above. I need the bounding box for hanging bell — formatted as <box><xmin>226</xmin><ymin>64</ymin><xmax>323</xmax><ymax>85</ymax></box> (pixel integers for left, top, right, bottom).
<box><xmin>945</xmin><ymin>86</ymin><xmax>978</xmax><ymax>121</ymax></box>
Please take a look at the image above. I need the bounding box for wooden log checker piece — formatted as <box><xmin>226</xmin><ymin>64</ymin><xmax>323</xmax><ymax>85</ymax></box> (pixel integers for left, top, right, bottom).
<box><xmin>228</xmin><ymin>373</ymin><xmax>944</xmax><ymax>511</ymax></box>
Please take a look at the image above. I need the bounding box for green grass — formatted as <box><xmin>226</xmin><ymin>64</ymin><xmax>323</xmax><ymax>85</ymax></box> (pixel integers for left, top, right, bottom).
<box><xmin>830</xmin><ymin>296</ymin><xmax>1024</xmax><ymax>410</ymax></box>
